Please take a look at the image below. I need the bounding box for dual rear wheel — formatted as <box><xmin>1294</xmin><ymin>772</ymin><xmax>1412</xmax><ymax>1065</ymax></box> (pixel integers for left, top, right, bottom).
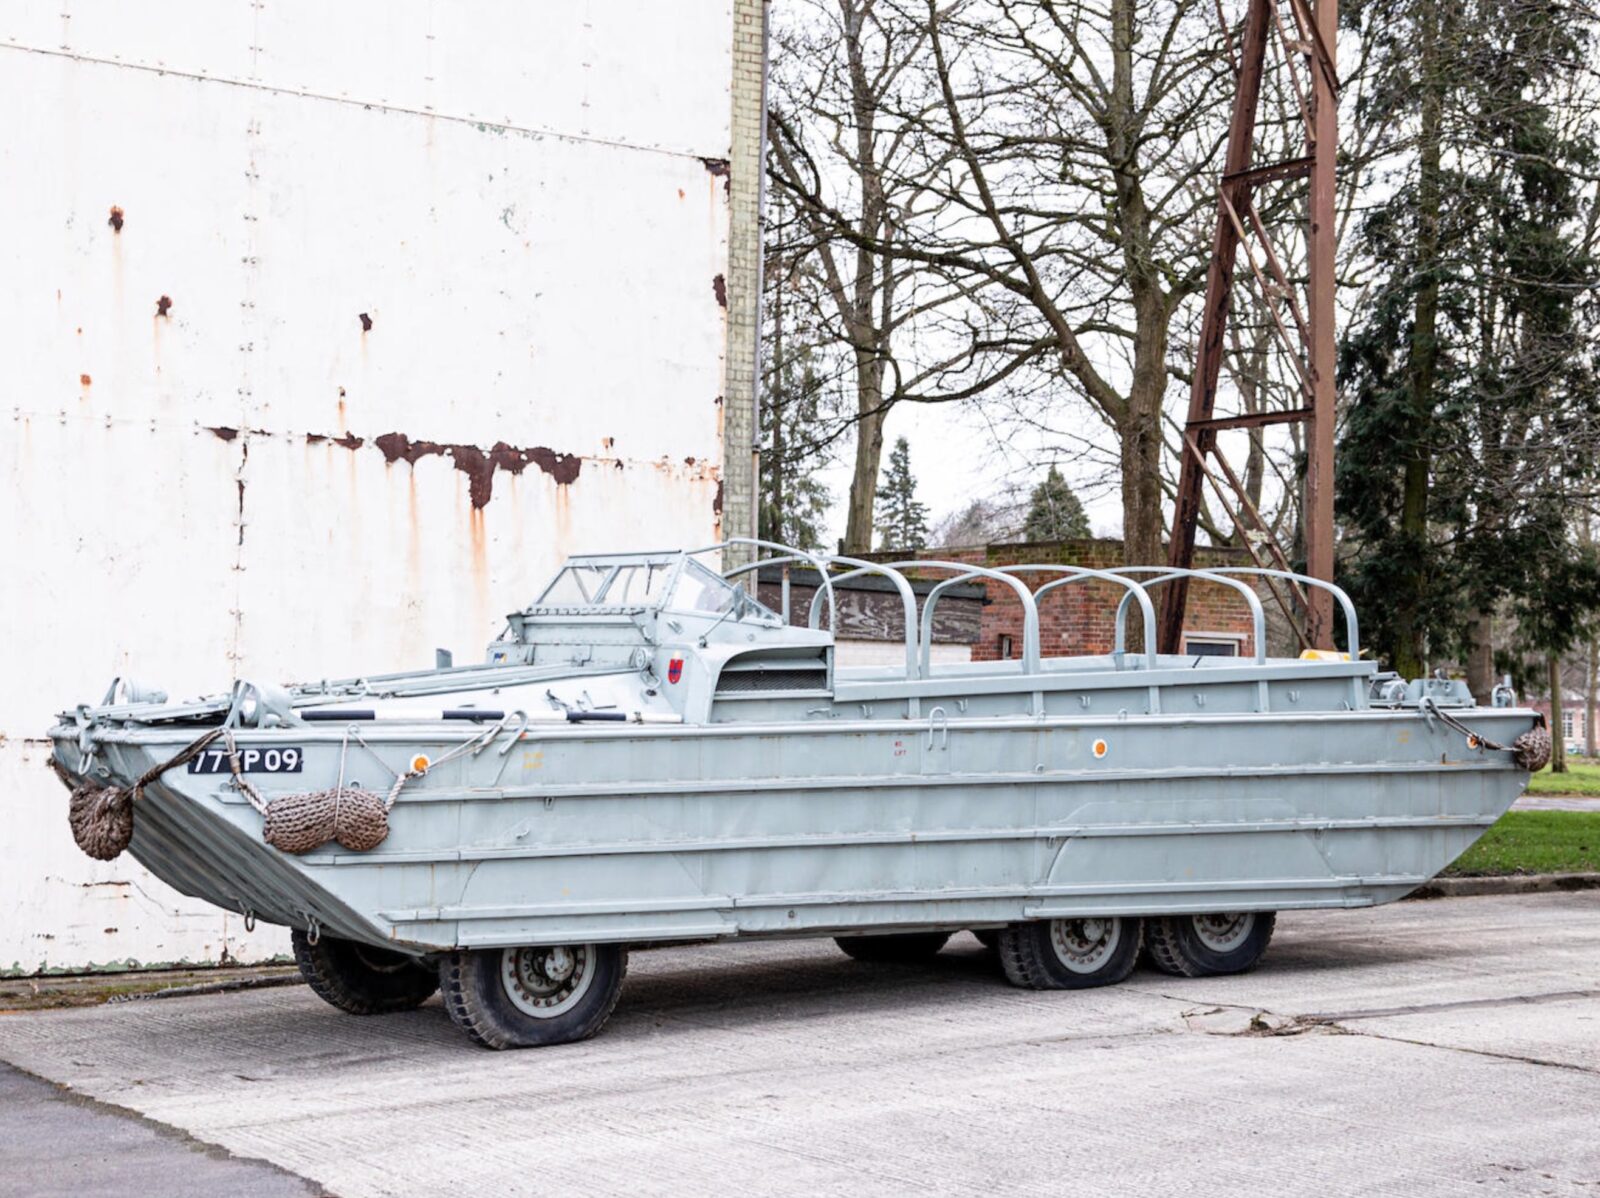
<box><xmin>996</xmin><ymin>912</ymin><xmax>1275</xmax><ymax>988</ymax></box>
<box><xmin>835</xmin><ymin>912</ymin><xmax>1276</xmax><ymax>990</ymax></box>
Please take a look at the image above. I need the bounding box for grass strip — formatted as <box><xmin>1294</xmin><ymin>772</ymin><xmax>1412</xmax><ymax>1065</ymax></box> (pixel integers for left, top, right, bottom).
<box><xmin>1446</xmin><ymin>810</ymin><xmax>1600</xmax><ymax>876</ymax></box>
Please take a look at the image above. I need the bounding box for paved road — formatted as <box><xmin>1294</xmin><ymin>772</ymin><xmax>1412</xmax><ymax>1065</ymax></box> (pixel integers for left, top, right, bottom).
<box><xmin>1515</xmin><ymin>794</ymin><xmax>1600</xmax><ymax>812</ymax></box>
<box><xmin>1</xmin><ymin>893</ymin><xmax>1597</xmax><ymax>1198</ymax></box>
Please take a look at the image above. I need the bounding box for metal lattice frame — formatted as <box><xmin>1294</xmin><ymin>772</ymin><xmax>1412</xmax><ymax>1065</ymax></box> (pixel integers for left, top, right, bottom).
<box><xmin>1163</xmin><ymin>0</ymin><xmax>1339</xmax><ymax>654</ymax></box>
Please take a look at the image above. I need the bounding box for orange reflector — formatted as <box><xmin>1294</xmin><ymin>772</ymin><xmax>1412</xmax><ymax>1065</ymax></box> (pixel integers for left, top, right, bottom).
<box><xmin>1092</xmin><ymin>739</ymin><xmax>1109</xmax><ymax>759</ymax></box>
<box><xmin>411</xmin><ymin>754</ymin><xmax>431</xmax><ymax>774</ymax></box>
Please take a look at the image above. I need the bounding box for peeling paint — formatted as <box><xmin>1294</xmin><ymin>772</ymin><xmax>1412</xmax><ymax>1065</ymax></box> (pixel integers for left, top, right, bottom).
<box><xmin>358</xmin><ymin>312</ymin><xmax>373</xmax><ymax>332</ymax></box>
<box><xmin>155</xmin><ymin>295</ymin><xmax>173</xmax><ymax>318</ymax></box>
<box><xmin>712</xmin><ymin>274</ymin><xmax>727</xmax><ymax>308</ymax></box>
<box><xmin>107</xmin><ymin>205</ymin><xmax>123</xmax><ymax>232</ymax></box>
<box><xmin>208</xmin><ymin>426</ymin><xmax>239</xmax><ymax>442</ymax></box>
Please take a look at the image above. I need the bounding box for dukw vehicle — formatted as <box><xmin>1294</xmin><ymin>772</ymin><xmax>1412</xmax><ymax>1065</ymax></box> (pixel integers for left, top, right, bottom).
<box><xmin>48</xmin><ymin>540</ymin><xmax>1544</xmax><ymax>1049</ymax></box>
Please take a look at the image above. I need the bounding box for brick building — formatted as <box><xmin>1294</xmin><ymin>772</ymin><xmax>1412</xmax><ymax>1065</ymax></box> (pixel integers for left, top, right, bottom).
<box><xmin>922</xmin><ymin>539</ymin><xmax>1262</xmax><ymax>662</ymax></box>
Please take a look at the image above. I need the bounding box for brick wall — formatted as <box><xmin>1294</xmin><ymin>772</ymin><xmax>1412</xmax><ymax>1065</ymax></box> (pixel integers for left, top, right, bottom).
<box><xmin>910</xmin><ymin>540</ymin><xmax>1261</xmax><ymax>661</ymax></box>
<box><xmin>720</xmin><ymin>0</ymin><xmax>765</xmax><ymax>565</ymax></box>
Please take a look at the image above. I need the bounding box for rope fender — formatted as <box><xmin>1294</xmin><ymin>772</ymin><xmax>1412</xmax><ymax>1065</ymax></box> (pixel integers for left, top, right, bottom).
<box><xmin>49</xmin><ymin>727</ymin><xmax>226</xmax><ymax>861</ymax></box>
<box><xmin>1422</xmin><ymin>700</ymin><xmax>1551</xmax><ymax>773</ymax></box>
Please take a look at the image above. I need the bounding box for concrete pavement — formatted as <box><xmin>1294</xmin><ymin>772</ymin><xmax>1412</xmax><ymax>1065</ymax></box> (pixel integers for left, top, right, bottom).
<box><xmin>1515</xmin><ymin>794</ymin><xmax>1600</xmax><ymax>812</ymax></box>
<box><xmin>1</xmin><ymin>893</ymin><xmax>1597</xmax><ymax>1197</ymax></box>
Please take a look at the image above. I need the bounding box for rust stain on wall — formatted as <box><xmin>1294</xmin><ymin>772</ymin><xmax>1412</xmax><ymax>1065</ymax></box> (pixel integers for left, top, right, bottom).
<box><xmin>375</xmin><ymin>431</ymin><xmax>582</xmax><ymax>509</ymax></box>
<box><xmin>358</xmin><ymin>312</ymin><xmax>373</xmax><ymax>332</ymax></box>
<box><xmin>332</xmin><ymin>432</ymin><xmax>364</xmax><ymax>450</ymax></box>
<box><xmin>208</xmin><ymin>426</ymin><xmax>239</xmax><ymax>442</ymax></box>
<box><xmin>712</xmin><ymin>274</ymin><xmax>727</xmax><ymax>308</ymax></box>
<box><xmin>155</xmin><ymin>295</ymin><xmax>173</xmax><ymax>317</ymax></box>
<box><xmin>107</xmin><ymin>205</ymin><xmax>124</xmax><ymax>232</ymax></box>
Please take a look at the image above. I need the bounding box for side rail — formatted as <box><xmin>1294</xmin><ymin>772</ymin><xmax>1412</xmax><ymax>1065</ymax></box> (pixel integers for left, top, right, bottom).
<box><xmin>1104</xmin><ymin>568</ymin><xmax>1268</xmax><ymax>666</ymax></box>
<box><xmin>868</xmin><ymin>560</ymin><xmax>1043</xmax><ymax>678</ymax></box>
<box><xmin>1198</xmin><ymin>568</ymin><xmax>1361</xmax><ymax>660</ymax></box>
<box><xmin>803</xmin><ymin>555</ymin><xmax>926</xmax><ymax>680</ymax></box>
<box><xmin>1005</xmin><ymin>566</ymin><xmax>1162</xmax><ymax>671</ymax></box>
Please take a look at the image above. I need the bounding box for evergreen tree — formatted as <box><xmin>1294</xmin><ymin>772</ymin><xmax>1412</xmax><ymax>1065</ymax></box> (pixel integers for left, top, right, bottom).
<box><xmin>1022</xmin><ymin>465</ymin><xmax>1091</xmax><ymax>542</ymax></box>
<box><xmin>875</xmin><ymin>436</ymin><xmax>929</xmax><ymax>552</ymax></box>
<box><xmin>1336</xmin><ymin>0</ymin><xmax>1600</xmax><ymax>679</ymax></box>
<box><xmin>759</xmin><ymin>343</ymin><xmax>832</xmax><ymax>549</ymax></box>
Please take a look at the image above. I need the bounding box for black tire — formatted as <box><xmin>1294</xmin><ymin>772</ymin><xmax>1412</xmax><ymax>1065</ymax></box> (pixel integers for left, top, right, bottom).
<box><xmin>996</xmin><ymin>917</ymin><xmax>1142</xmax><ymax>990</ymax></box>
<box><xmin>291</xmin><ymin>930</ymin><xmax>439</xmax><ymax>1015</ymax></box>
<box><xmin>834</xmin><ymin>931</ymin><xmax>952</xmax><ymax>963</ymax></box>
<box><xmin>439</xmin><ymin>944</ymin><xmax>627</xmax><ymax>1049</ymax></box>
<box><xmin>1143</xmin><ymin>912</ymin><xmax>1276</xmax><ymax>978</ymax></box>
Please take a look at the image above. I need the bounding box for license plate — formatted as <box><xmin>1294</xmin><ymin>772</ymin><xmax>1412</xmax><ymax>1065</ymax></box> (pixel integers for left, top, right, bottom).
<box><xmin>187</xmin><ymin>746</ymin><xmax>304</xmax><ymax>774</ymax></box>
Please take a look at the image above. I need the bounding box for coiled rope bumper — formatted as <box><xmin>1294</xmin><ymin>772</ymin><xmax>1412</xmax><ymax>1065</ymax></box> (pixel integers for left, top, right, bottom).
<box><xmin>50</xmin><ymin>727</ymin><xmax>226</xmax><ymax>861</ymax></box>
<box><xmin>1422</xmin><ymin>700</ymin><xmax>1552</xmax><ymax>773</ymax></box>
<box><xmin>51</xmin><ymin>713</ymin><xmax>526</xmax><ymax>860</ymax></box>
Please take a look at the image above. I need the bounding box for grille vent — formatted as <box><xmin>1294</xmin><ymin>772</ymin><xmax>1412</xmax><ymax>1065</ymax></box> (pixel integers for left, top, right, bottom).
<box><xmin>715</xmin><ymin>667</ymin><xmax>829</xmax><ymax>694</ymax></box>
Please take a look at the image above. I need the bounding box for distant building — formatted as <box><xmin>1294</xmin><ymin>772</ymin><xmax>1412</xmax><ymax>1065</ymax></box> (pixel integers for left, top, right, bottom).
<box><xmin>1528</xmin><ymin>693</ymin><xmax>1598</xmax><ymax>754</ymax></box>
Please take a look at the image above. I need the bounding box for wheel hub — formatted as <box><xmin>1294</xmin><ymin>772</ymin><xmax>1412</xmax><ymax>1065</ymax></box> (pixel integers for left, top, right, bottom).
<box><xmin>1049</xmin><ymin>917</ymin><xmax>1121</xmax><ymax>973</ymax></box>
<box><xmin>1191</xmin><ymin>913</ymin><xmax>1253</xmax><ymax>952</ymax></box>
<box><xmin>501</xmin><ymin>944</ymin><xmax>594</xmax><ymax>1018</ymax></box>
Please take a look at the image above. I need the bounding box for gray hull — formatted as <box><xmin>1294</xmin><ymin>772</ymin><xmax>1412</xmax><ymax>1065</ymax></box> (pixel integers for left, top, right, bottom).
<box><xmin>84</xmin><ymin>705</ymin><xmax>1530</xmax><ymax>953</ymax></box>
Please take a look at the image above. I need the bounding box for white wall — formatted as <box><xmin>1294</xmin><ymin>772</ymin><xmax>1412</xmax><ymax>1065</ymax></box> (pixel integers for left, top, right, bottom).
<box><xmin>1</xmin><ymin>2</ymin><xmax>736</xmax><ymax>974</ymax></box>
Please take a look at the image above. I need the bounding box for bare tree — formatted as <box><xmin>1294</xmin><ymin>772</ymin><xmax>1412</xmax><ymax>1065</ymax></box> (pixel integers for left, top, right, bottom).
<box><xmin>768</xmin><ymin>0</ymin><xmax>1057</xmax><ymax>552</ymax></box>
<box><xmin>843</xmin><ymin>0</ymin><xmax>1241</xmax><ymax>564</ymax></box>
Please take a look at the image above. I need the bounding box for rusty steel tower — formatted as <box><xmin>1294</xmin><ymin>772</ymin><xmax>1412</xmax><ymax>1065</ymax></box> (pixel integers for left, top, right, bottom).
<box><xmin>1162</xmin><ymin>0</ymin><xmax>1340</xmax><ymax>653</ymax></box>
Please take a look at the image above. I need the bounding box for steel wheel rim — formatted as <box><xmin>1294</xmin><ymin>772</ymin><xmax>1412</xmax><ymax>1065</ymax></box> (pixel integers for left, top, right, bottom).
<box><xmin>1048</xmin><ymin>917</ymin><xmax>1122</xmax><ymax>974</ymax></box>
<box><xmin>501</xmin><ymin>945</ymin><xmax>596</xmax><ymax>1018</ymax></box>
<box><xmin>1191</xmin><ymin>913</ymin><xmax>1254</xmax><ymax>953</ymax></box>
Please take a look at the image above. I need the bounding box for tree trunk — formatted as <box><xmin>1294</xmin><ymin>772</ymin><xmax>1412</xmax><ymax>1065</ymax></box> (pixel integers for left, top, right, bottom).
<box><xmin>843</xmin><ymin>350</ymin><xmax>886</xmax><ymax>553</ymax></box>
<box><xmin>1586</xmin><ymin>635</ymin><xmax>1597</xmax><ymax>759</ymax></box>
<box><xmin>1550</xmin><ymin>655</ymin><xmax>1567</xmax><ymax>774</ymax></box>
<box><xmin>1117</xmin><ymin>405</ymin><xmax>1164</xmax><ymax>567</ymax></box>
<box><xmin>1464</xmin><ymin>608</ymin><xmax>1495</xmax><ymax>705</ymax></box>
<box><xmin>1392</xmin><ymin>0</ymin><xmax>1444</xmax><ymax>681</ymax></box>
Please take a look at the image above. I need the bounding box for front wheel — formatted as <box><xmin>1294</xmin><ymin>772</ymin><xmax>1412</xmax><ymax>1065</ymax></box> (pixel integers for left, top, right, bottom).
<box><xmin>996</xmin><ymin>917</ymin><xmax>1141</xmax><ymax>990</ymax></box>
<box><xmin>291</xmin><ymin>930</ymin><xmax>439</xmax><ymax>1015</ymax></box>
<box><xmin>1143</xmin><ymin>912</ymin><xmax>1276</xmax><ymax>977</ymax></box>
<box><xmin>439</xmin><ymin>944</ymin><xmax>627</xmax><ymax>1049</ymax></box>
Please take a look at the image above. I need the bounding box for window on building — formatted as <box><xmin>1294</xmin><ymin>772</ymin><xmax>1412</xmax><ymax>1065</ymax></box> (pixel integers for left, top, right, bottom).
<box><xmin>999</xmin><ymin>634</ymin><xmax>1014</xmax><ymax>660</ymax></box>
<box><xmin>1182</xmin><ymin>634</ymin><xmax>1242</xmax><ymax>658</ymax></box>
<box><xmin>1563</xmin><ymin>710</ymin><xmax>1576</xmax><ymax>739</ymax></box>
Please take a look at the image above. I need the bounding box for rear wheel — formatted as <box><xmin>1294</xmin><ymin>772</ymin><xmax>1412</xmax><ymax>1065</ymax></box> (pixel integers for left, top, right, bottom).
<box><xmin>997</xmin><ymin>917</ymin><xmax>1141</xmax><ymax>990</ymax></box>
<box><xmin>291</xmin><ymin>930</ymin><xmax>438</xmax><ymax>1015</ymax></box>
<box><xmin>834</xmin><ymin>931</ymin><xmax>952</xmax><ymax>963</ymax></box>
<box><xmin>439</xmin><ymin>944</ymin><xmax>627</xmax><ymax>1049</ymax></box>
<box><xmin>1143</xmin><ymin>912</ymin><xmax>1276</xmax><ymax>977</ymax></box>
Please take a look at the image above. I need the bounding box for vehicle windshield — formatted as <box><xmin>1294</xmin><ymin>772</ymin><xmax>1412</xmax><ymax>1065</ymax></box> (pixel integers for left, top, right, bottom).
<box><xmin>669</xmin><ymin>560</ymin><xmax>778</xmax><ymax>620</ymax></box>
